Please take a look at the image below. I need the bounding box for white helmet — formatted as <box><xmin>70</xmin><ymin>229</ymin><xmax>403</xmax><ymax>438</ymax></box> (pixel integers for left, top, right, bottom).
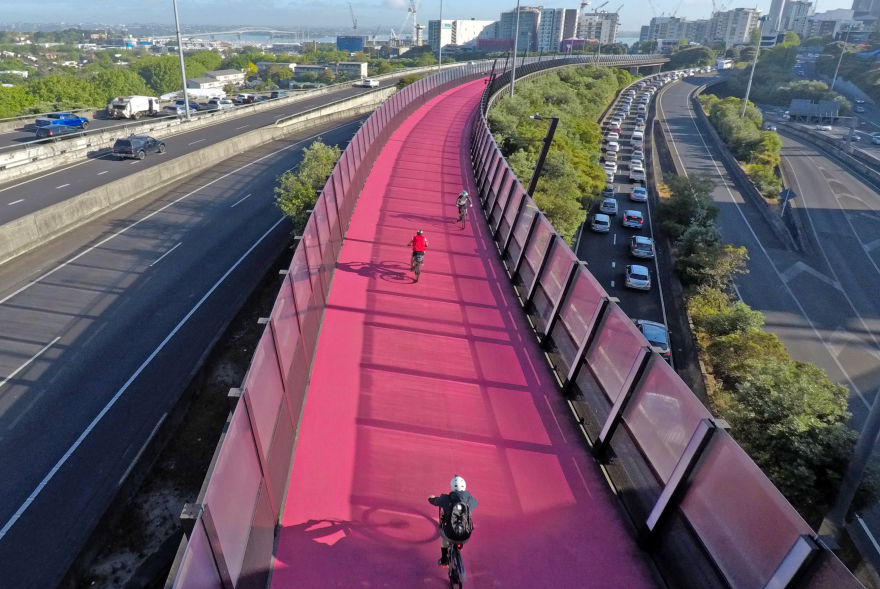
<box><xmin>450</xmin><ymin>475</ymin><xmax>466</xmax><ymax>492</ymax></box>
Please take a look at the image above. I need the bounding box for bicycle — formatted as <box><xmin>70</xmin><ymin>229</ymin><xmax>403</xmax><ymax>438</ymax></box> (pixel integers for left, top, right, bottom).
<box><xmin>439</xmin><ymin>507</ymin><xmax>466</xmax><ymax>588</ymax></box>
<box><xmin>412</xmin><ymin>252</ymin><xmax>425</xmax><ymax>282</ymax></box>
<box><xmin>457</xmin><ymin>204</ymin><xmax>467</xmax><ymax>230</ymax></box>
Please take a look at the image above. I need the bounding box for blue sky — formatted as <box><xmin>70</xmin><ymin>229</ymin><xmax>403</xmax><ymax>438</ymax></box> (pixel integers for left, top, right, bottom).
<box><xmin>0</xmin><ymin>0</ymin><xmax>855</xmax><ymax>33</ymax></box>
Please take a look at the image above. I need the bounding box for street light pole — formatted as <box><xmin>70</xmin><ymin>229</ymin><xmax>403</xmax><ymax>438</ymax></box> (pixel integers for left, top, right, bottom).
<box><xmin>740</xmin><ymin>16</ymin><xmax>766</xmax><ymax>118</ymax></box>
<box><xmin>437</xmin><ymin>0</ymin><xmax>444</xmax><ymax>72</ymax></box>
<box><xmin>527</xmin><ymin>113</ymin><xmax>559</xmax><ymax>195</ymax></box>
<box><xmin>172</xmin><ymin>0</ymin><xmax>191</xmax><ymax>121</ymax></box>
<box><xmin>831</xmin><ymin>25</ymin><xmax>852</xmax><ymax>91</ymax></box>
<box><xmin>509</xmin><ymin>0</ymin><xmax>522</xmax><ymax>98</ymax></box>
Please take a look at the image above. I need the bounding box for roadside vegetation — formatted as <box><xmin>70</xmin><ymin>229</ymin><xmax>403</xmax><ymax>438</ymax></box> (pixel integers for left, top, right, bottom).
<box><xmin>662</xmin><ymin>46</ymin><xmax>715</xmax><ymax>71</ymax></box>
<box><xmin>660</xmin><ymin>174</ymin><xmax>879</xmax><ymax>524</ymax></box>
<box><xmin>698</xmin><ymin>94</ymin><xmax>784</xmax><ymax>200</ymax></box>
<box><xmin>487</xmin><ymin>65</ymin><xmax>638</xmax><ymax>242</ymax></box>
<box><xmin>275</xmin><ymin>140</ymin><xmax>341</xmax><ymax>229</ymax></box>
<box><xmin>814</xmin><ymin>37</ymin><xmax>880</xmax><ymax>104</ymax></box>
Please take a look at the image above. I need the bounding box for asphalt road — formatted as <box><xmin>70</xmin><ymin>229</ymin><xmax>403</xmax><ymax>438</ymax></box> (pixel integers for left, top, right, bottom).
<box><xmin>577</xmin><ymin>83</ymin><xmax>670</xmax><ymax>354</ymax></box>
<box><xmin>0</xmin><ymin>76</ymin><xmax>405</xmax><ymax>225</ymax></box>
<box><xmin>657</xmin><ymin>73</ymin><xmax>880</xmax><ymax>547</ymax></box>
<box><xmin>0</xmin><ymin>116</ymin><xmax>364</xmax><ymax>588</ymax></box>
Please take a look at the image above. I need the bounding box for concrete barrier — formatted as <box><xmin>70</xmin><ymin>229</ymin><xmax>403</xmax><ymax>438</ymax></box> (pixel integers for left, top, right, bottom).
<box><xmin>0</xmin><ymin>86</ymin><xmax>395</xmax><ymax>266</ymax></box>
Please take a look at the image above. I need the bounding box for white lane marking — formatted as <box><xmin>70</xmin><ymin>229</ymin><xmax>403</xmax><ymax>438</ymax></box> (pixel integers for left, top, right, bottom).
<box><xmin>0</xmin><ymin>153</ymin><xmax>114</xmax><ymax>195</ymax></box>
<box><xmin>129</xmin><ymin>161</ymin><xmax>140</xmax><ymax>165</ymax></box>
<box><xmin>118</xmin><ymin>413</ymin><xmax>166</xmax><ymax>487</ymax></box>
<box><xmin>613</xmin><ymin>233</ymin><xmax>617</xmax><ymax>245</ymax></box>
<box><xmin>188</xmin><ymin>139</ymin><xmax>205</xmax><ymax>145</ymax></box>
<box><xmin>98</xmin><ymin>171</ymin><xmax>108</xmax><ymax>175</ymax></box>
<box><xmin>779</xmin><ymin>261</ymin><xmax>842</xmax><ymax>291</ymax></box>
<box><xmin>611</xmin><ymin>261</ymin><xmax>615</xmax><ymax>268</ymax></box>
<box><xmin>0</xmin><ymin>123</ymin><xmax>356</xmax><ymax>309</ymax></box>
<box><xmin>149</xmin><ymin>242</ymin><xmax>182</xmax><ymax>267</ymax></box>
<box><xmin>231</xmin><ymin>194</ymin><xmax>252</xmax><ymax>207</ymax></box>
<box><xmin>274</xmin><ymin>114</ymin><xmax>289</xmax><ymax>118</ymax></box>
<box><xmin>55</xmin><ymin>184</ymin><xmax>69</xmax><ymax>189</ymax></box>
<box><xmin>610</xmin><ymin>280</ymin><xmax>615</xmax><ymax>288</ymax></box>
<box><xmin>0</xmin><ymin>216</ymin><xmax>286</xmax><ymax>540</ymax></box>
<box><xmin>7</xmin><ymin>199</ymin><xmax>23</xmax><ymax>205</ymax></box>
<box><xmin>0</xmin><ymin>337</ymin><xmax>61</xmax><ymax>391</ymax></box>
<box><xmin>674</xmin><ymin>87</ymin><xmax>870</xmax><ymax>408</ymax></box>
<box><xmin>236</xmin><ymin>125</ymin><xmax>249</xmax><ymax>129</ymax></box>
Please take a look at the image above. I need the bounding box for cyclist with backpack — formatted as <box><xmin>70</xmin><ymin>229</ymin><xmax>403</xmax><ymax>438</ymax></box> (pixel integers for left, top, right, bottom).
<box><xmin>456</xmin><ymin>190</ymin><xmax>472</xmax><ymax>227</ymax></box>
<box><xmin>428</xmin><ymin>475</ymin><xmax>478</xmax><ymax>568</ymax></box>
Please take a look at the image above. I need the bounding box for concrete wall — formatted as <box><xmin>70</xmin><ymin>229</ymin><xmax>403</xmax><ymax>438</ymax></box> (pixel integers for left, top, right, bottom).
<box><xmin>0</xmin><ymin>86</ymin><xmax>395</xmax><ymax>267</ymax></box>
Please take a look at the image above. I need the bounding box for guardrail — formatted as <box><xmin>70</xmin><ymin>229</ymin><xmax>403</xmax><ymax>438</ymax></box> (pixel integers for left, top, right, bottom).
<box><xmin>472</xmin><ymin>61</ymin><xmax>862</xmax><ymax>589</ymax></box>
<box><xmin>160</xmin><ymin>52</ymin><xmax>686</xmax><ymax>589</ymax></box>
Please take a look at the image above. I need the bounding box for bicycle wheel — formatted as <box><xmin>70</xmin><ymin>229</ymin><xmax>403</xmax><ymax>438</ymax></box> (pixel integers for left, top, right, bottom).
<box><xmin>449</xmin><ymin>548</ymin><xmax>465</xmax><ymax>587</ymax></box>
<box><xmin>414</xmin><ymin>261</ymin><xmax>421</xmax><ymax>282</ymax></box>
<box><xmin>460</xmin><ymin>212</ymin><xmax>466</xmax><ymax>230</ymax></box>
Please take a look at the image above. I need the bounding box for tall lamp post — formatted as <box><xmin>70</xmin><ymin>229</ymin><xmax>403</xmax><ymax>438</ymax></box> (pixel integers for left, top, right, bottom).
<box><xmin>509</xmin><ymin>0</ymin><xmax>522</xmax><ymax>98</ymax></box>
<box><xmin>172</xmin><ymin>0</ymin><xmax>191</xmax><ymax>121</ymax></box>
<box><xmin>527</xmin><ymin>113</ymin><xmax>559</xmax><ymax>196</ymax></box>
<box><xmin>740</xmin><ymin>16</ymin><xmax>766</xmax><ymax>118</ymax></box>
<box><xmin>437</xmin><ymin>0</ymin><xmax>444</xmax><ymax>72</ymax></box>
<box><xmin>831</xmin><ymin>25</ymin><xmax>853</xmax><ymax>91</ymax></box>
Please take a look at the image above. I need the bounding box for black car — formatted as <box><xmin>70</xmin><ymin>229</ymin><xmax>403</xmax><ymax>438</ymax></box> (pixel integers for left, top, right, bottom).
<box><xmin>635</xmin><ymin>319</ymin><xmax>672</xmax><ymax>363</ymax></box>
<box><xmin>112</xmin><ymin>135</ymin><xmax>166</xmax><ymax>160</ymax></box>
<box><xmin>35</xmin><ymin>124</ymin><xmax>83</xmax><ymax>142</ymax></box>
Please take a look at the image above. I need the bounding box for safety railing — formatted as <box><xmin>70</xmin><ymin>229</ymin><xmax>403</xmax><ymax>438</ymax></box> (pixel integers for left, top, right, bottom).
<box><xmin>164</xmin><ymin>52</ymin><xmax>684</xmax><ymax>589</ymax></box>
<box><xmin>471</xmin><ymin>68</ymin><xmax>864</xmax><ymax>589</ymax></box>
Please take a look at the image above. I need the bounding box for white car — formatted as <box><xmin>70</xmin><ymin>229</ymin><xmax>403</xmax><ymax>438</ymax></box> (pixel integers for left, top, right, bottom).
<box><xmin>606</xmin><ymin>132</ymin><xmax>620</xmax><ymax>142</ymax></box>
<box><xmin>630</xmin><ymin>165</ymin><xmax>646</xmax><ymax>182</ymax></box>
<box><xmin>206</xmin><ymin>98</ymin><xmax>235</xmax><ymax>111</ymax></box>
<box><xmin>872</xmin><ymin>135</ymin><xmax>880</xmax><ymax>145</ymax></box>
<box><xmin>625</xmin><ymin>264</ymin><xmax>651</xmax><ymax>290</ymax></box>
<box><xmin>606</xmin><ymin>141</ymin><xmax>620</xmax><ymax>153</ymax></box>
<box><xmin>815</xmin><ymin>124</ymin><xmax>832</xmax><ymax>131</ymax></box>
<box><xmin>604</xmin><ymin>162</ymin><xmax>618</xmax><ymax>176</ymax></box>
<box><xmin>605</xmin><ymin>150</ymin><xmax>619</xmax><ymax>161</ymax></box>
<box><xmin>610</xmin><ymin>118</ymin><xmax>623</xmax><ymax>127</ymax></box>
<box><xmin>592</xmin><ymin>213</ymin><xmax>611</xmax><ymax>233</ymax></box>
<box><xmin>360</xmin><ymin>78</ymin><xmax>380</xmax><ymax>87</ymax></box>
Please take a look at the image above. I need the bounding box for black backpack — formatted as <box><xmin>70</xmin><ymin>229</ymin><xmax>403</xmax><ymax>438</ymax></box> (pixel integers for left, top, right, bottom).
<box><xmin>444</xmin><ymin>494</ymin><xmax>474</xmax><ymax>541</ymax></box>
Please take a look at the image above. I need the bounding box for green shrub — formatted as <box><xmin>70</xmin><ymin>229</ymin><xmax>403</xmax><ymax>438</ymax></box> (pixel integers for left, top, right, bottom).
<box><xmin>275</xmin><ymin>140</ymin><xmax>341</xmax><ymax>229</ymax></box>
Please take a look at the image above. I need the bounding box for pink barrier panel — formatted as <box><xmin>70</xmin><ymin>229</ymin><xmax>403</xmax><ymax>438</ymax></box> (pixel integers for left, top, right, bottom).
<box><xmin>500</xmin><ymin>186</ymin><xmax>525</xmax><ymax>242</ymax></box>
<box><xmin>533</xmin><ymin>240</ymin><xmax>577</xmax><ymax>331</ymax></box>
<box><xmin>508</xmin><ymin>197</ymin><xmax>538</xmax><ymax>263</ymax></box>
<box><xmin>289</xmin><ymin>246</ymin><xmax>318</xmax><ymax>360</ymax></box>
<box><xmin>550</xmin><ymin>267</ymin><xmax>606</xmax><ymax>368</ymax></box>
<box><xmin>313</xmin><ymin>195</ymin><xmax>332</xmax><ymax>258</ymax></box>
<box><xmin>802</xmin><ymin>552</ymin><xmax>865</xmax><ymax>589</ymax></box>
<box><xmin>203</xmin><ymin>404</ymin><xmax>263</xmax><ymax>585</ymax></box>
<box><xmin>321</xmin><ymin>184</ymin><xmax>344</xmax><ymax>255</ymax></box>
<box><xmin>680</xmin><ymin>431</ymin><xmax>814</xmax><ymax>589</ymax></box>
<box><xmin>523</xmin><ymin>217</ymin><xmax>554</xmax><ymax>278</ymax></box>
<box><xmin>172</xmin><ymin>518</ymin><xmax>222</xmax><ymax>589</ymax></box>
<box><xmin>302</xmin><ymin>218</ymin><xmax>327</xmax><ymax>305</ymax></box>
<box><xmin>622</xmin><ymin>360</ymin><xmax>712</xmax><ymax>483</ymax></box>
<box><xmin>585</xmin><ymin>305</ymin><xmax>648</xmax><ymax>404</ymax></box>
<box><xmin>243</xmin><ymin>328</ymin><xmax>285</xmax><ymax>463</ymax></box>
<box><xmin>270</xmin><ymin>276</ymin><xmax>300</xmax><ymax>385</ymax></box>
<box><xmin>491</xmin><ymin>172</ymin><xmax>514</xmax><ymax>226</ymax></box>
<box><xmin>487</xmin><ymin>161</ymin><xmax>507</xmax><ymax>210</ymax></box>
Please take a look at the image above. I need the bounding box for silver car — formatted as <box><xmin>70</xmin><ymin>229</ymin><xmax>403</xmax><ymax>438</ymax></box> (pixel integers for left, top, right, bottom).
<box><xmin>600</xmin><ymin>198</ymin><xmax>618</xmax><ymax>215</ymax></box>
<box><xmin>625</xmin><ymin>264</ymin><xmax>651</xmax><ymax>290</ymax></box>
<box><xmin>630</xmin><ymin>235</ymin><xmax>655</xmax><ymax>258</ymax></box>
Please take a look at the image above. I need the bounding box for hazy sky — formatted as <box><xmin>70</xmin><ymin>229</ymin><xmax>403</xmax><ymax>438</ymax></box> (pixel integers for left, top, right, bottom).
<box><xmin>0</xmin><ymin>0</ymin><xmax>856</xmax><ymax>33</ymax></box>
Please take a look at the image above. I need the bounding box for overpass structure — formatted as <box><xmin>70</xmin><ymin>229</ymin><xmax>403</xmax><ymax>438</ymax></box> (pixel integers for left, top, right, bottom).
<box><xmin>163</xmin><ymin>55</ymin><xmax>859</xmax><ymax>588</ymax></box>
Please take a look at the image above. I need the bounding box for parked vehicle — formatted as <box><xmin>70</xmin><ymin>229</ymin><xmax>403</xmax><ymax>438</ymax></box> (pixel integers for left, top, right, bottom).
<box><xmin>34</xmin><ymin>112</ymin><xmax>89</xmax><ymax>129</ymax></box>
<box><xmin>112</xmin><ymin>135</ymin><xmax>166</xmax><ymax>160</ymax></box>
<box><xmin>625</xmin><ymin>264</ymin><xmax>651</xmax><ymax>291</ymax></box>
<box><xmin>605</xmin><ymin>132</ymin><xmax>620</xmax><ymax>142</ymax></box>
<box><xmin>630</xmin><ymin>235</ymin><xmax>655</xmax><ymax>259</ymax></box>
<box><xmin>35</xmin><ymin>124</ymin><xmax>82</xmax><ymax>142</ymax></box>
<box><xmin>107</xmin><ymin>95</ymin><xmax>161</xmax><ymax>119</ymax></box>
<box><xmin>604</xmin><ymin>162</ymin><xmax>618</xmax><ymax>176</ymax></box>
<box><xmin>600</xmin><ymin>198</ymin><xmax>619</xmax><ymax>216</ymax></box>
<box><xmin>631</xmin><ymin>186</ymin><xmax>648</xmax><ymax>202</ymax></box>
<box><xmin>605</xmin><ymin>150</ymin><xmax>619</xmax><ymax>162</ymax></box>
<box><xmin>591</xmin><ymin>213</ymin><xmax>611</xmax><ymax>233</ymax></box>
<box><xmin>635</xmin><ymin>319</ymin><xmax>671</xmax><ymax>362</ymax></box>
<box><xmin>623</xmin><ymin>210</ymin><xmax>644</xmax><ymax>228</ymax></box>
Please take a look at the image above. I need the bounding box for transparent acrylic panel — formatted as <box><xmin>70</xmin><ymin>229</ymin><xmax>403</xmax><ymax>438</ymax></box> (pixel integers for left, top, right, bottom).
<box><xmin>622</xmin><ymin>359</ymin><xmax>712</xmax><ymax>483</ymax></box>
<box><xmin>172</xmin><ymin>517</ymin><xmax>222</xmax><ymax>589</ymax></box>
<box><xmin>540</xmin><ymin>240</ymin><xmax>577</xmax><ymax>308</ymax></box>
<box><xmin>302</xmin><ymin>218</ymin><xmax>327</xmax><ymax>305</ymax></box>
<box><xmin>585</xmin><ymin>305</ymin><xmax>647</xmax><ymax>404</ymax></box>
<box><xmin>680</xmin><ymin>431</ymin><xmax>814</xmax><ymax>589</ymax></box>
<box><xmin>270</xmin><ymin>276</ymin><xmax>300</xmax><ymax>385</ymax></box>
<box><xmin>501</xmin><ymin>186</ymin><xmax>525</xmax><ymax>243</ymax></box>
<box><xmin>512</xmin><ymin>197</ymin><xmax>539</xmax><ymax>252</ymax></box>
<box><xmin>801</xmin><ymin>550</ymin><xmax>865</xmax><ymax>589</ymax></box>
<box><xmin>237</xmin><ymin>483</ymin><xmax>275</xmax><ymax>589</ymax></box>
<box><xmin>243</xmin><ymin>328</ymin><xmax>284</xmax><ymax>462</ymax></box>
<box><xmin>522</xmin><ymin>217</ymin><xmax>554</xmax><ymax>280</ymax></box>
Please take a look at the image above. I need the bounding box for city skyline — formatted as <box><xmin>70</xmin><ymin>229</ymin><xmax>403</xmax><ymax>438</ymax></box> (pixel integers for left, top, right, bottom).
<box><xmin>0</xmin><ymin>0</ymin><xmax>855</xmax><ymax>36</ymax></box>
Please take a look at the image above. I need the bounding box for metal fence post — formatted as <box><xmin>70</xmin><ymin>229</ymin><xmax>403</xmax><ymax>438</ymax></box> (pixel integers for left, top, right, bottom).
<box><xmin>541</xmin><ymin>260</ymin><xmax>584</xmax><ymax>347</ymax></box>
<box><xmin>201</xmin><ymin>503</ymin><xmax>234</xmax><ymax>589</ymax></box>
<box><xmin>764</xmin><ymin>535</ymin><xmax>821</xmax><ymax>589</ymax></box>
<box><xmin>525</xmin><ymin>233</ymin><xmax>558</xmax><ymax>304</ymax></box>
<box><xmin>592</xmin><ymin>348</ymin><xmax>654</xmax><ymax>459</ymax></box>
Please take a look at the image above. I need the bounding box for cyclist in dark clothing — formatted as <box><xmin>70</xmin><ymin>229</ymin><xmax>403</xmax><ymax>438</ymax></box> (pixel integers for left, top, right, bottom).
<box><xmin>428</xmin><ymin>475</ymin><xmax>478</xmax><ymax>567</ymax></box>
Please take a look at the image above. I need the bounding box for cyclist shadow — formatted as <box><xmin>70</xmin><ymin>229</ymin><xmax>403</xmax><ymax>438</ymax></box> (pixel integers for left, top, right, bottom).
<box><xmin>336</xmin><ymin>260</ymin><xmax>418</xmax><ymax>284</ymax></box>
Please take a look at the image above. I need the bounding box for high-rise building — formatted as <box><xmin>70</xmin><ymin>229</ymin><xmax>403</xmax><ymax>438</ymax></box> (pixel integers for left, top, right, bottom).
<box><xmin>538</xmin><ymin>8</ymin><xmax>567</xmax><ymax>52</ymax></box>
<box><xmin>764</xmin><ymin>0</ymin><xmax>787</xmax><ymax>33</ymax></box>
<box><xmin>563</xmin><ymin>9</ymin><xmax>579</xmax><ymax>39</ymax></box>
<box><xmin>710</xmin><ymin>8</ymin><xmax>764</xmax><ymax>47</ymax></box>
<box><xmin>647</xmin><ymin>16</ymin><xmax>688</xmax><ymax>41</ymax></box>
<box><xmin>577</xmin><ymin>11</ymin><xmax>620</xmax><ymax>44</ymax></box>
<box><xmin>781</xmin><ymin>1</ymin><xmax>814</xmax><ymax>31</ymax></box>
<box><xmin>639</xmin><ymin>25</ymin><xmax>650</xmax><ymax>43</ymax></box>
<box><xmin>791</xmin><ymin>9</ymin><xmax>859</xmax><ymax>38</ymax></box>
<box><xmin>427</xmin><ymin>19</ymin><xmax>496</xmax><ymax>52</ymax></box>
<box><xmin>499</xmin><ymin>6</ymin><xmax>543</xmax><ymax>52</ymax></box>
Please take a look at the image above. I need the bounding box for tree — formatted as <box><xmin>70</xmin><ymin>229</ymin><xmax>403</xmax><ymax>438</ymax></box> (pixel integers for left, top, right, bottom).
<box><xmin>416</xmin><ymin>52</ymin><xmax>437</xmax><ymax>67</ymax></box>
<box><xmin>0</xmin><ymin>85</ymin><xmax>36</xmax><ymax>117</ymax></box>
<box><xmin>673</xmin><ymin>223</ymin><xmax>749</xmax><ymax>289</ymax></box>
<box><xmin>665</xmin><ymin>46</ymin><xmax>715</xmax><ymax>71</ymax></box>
<box><xmin>276</xmin><ymin>141</ymin><xmax>341</xmax><ymax>229</ymax></box>
<box><xmin>189</xmin><ymin>49</ymin><xmax>222</xmax><ymax>71</ymax></box>
<box><xmin>318</xmin><ymin>69</ymin><xmax>335</xmax><ymax>84</ymax></box>
<box><xmin>266</xmin><ymin>65</ymin><xmax>294</xmax><ymax>84</ymax></box>
<box><xmin>26</xmin><ymin>74</ymin><xmax>98</xmax><ymax>107</ymax></box>
<box><xmin>137</xmin><ymin>56</ymin><xmax>184</xmax><ymax>95</ymax></box>
<box><xmin>783</xmin><ymin>31</ymin><xmax>801</xmax><ymax>46</ymax></box>
<box><xmin>92</xmin><ymin>68</ymin><xmax>152</xmax><ymax>101</ymax></box>
<box><xmin>374</xmin><ymin>59</ymin><xmax>393</xmax><ymax>75</ymax></box>
<box><xmin>658</xmin><ymin>173</ymin><xmax>718</xmax><ymax>238</ymax></box>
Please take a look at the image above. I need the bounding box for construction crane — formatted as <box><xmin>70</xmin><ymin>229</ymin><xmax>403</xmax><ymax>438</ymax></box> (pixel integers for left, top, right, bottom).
<box><xmin>349</xmin><ymin>3</ymin><xmax>357</xmax><ymax>30</ymax></box>
<box><xmin>646</xmin><ymin>0</ymin><xmax>658</xmax><ymax>17</ymax></box>
<box><xmin>671</xmin><ymin>0</ymin><xmax>684</xmax><ymax>16</ymax></box>
<box><xmin>409</xmin><ymin>1</ymin><xmax>420</xmax><ymax>45</ymax></box>
<box><xmin>613</xmin><ymin>4</ymin><xmax>623</xmax><ymax>14</ymax></box>
<box><xmin>580</xmin><ymin>1</ymin><xmax>592</xmax><ymax>9</ymax></box>
<box><xmin>591</xmin><ymin>1</ymin><xmax>609</xmax><ymax>11</ymax></box>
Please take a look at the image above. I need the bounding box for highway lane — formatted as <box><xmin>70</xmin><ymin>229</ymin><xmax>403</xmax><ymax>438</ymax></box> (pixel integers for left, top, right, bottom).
<box><xmin>0</xmin><ymin>76</ymin><xmax>406</xmax><ymax>225</ymax></box>
<box><xmin>0</xmin><ymin>116</ymin><xmax>364</xmax><ymax>588</ymax></box>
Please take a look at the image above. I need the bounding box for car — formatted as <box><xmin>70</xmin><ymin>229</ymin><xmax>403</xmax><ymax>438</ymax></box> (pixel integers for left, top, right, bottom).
<box><xmin>630</xmin><ymin>235</ymin><xmax>655</xmax><ymax>259</ymax></box>
<box><xmin>234</xmin><ymin>94</ymin><xmax>257</xmax><ymax>104</ymax></box>
<box><xmin>873</xmin><ymin>134</ymin><xmax>880</xmax><ymax>145</ymax></box>
<box><xmin>35</xmin><ymin>124</ymin><xmax>82</xmax><ymax>141</ymax></box>
<box><xmin>610</xmin><ymin>118</ymin><xmax>623</xmax><ymax>127</ymax></box>
<box><xmin>604</xmin><ymin>160</ymin><xmax>618</xmax><ymax>173</ymax></box>
<box><xmin>815</xmin><ymin>124</ymin><xmax>832</xmax><ymax>131</ymax></box>
<box><xmin>605</xmin><ymin>132</ymin><xmax>620</xmax><ymax>142</ymax></box>
<box><xmin>174</xmin><ymin>99</ymin><xmax>200</xmax><ymax>111</ymax></box>
<box><xmin>606</xmin><ymin>141</ymin><xmax>620</xmax><ymax>153</ymax></box>
<box><xmin>255</xmin><ymin>96</ymin><xmax>270</xmax><ymax>102</ymax></box>
<box><xmin>270</xmin><ymin>90</ymin><xmax>290</xmax><ymax>98</ymax></box>
<box><xmin>592</xmin><ymin>213</ymin><xmax>611</xmax><ymax>233</ymax></box>
<box><xmin>163</xmin><ymin>104</ymin><xmax>196</xmax><ymax>117</ymax></box>
<box><xmin>112</xmin><ymin>135</ymin><xmax>166</xmax><ymax>160</ymax></box>
<box><xmin>855</xmin><ymin>106</ymin><xmax>866</xmax><ymax>113</ymax></box>
<box><xmin>360</xmin><ymin>78</ymin><xmax>380</xmax><ymax>87</ymax></box>
<box><xmin>605</xmin><ymin>150</ymin><xmax>618</xmax><ymax>162</ymax></box>
<box><xmin>630</xmin><ymin>155</ymin><xmax>644</xmax><ymax>169</ymax></box>
<box><xmin>763</xmin><ymin>122</ymin><xmax>777</xmax><ymax>131</ymax></box>
<box><xmin>600</xmin><ymin>198</ymin><xmax>619</xmax><ymax>215</ymax></box>
<box><xmin>601</xmin><ymin>184</ymin><xmax>615</xmax><ymax>198</ymax></box>
<box><xmin>609</xmin><ymin>125</ymin><xmax>622</xmax><ymax>134</ymax></box>
<box><xmin>631</xmin><ymin>186</ymin><xmax>648</xmax><ymax>202</ymax></box>
<box><xmin>206</xmin><ymin>98</ymin><xmax>236</xmax><ymax>110</ymax></box>
<box><xmin>34</xmin><ymin>112</ymin><xmax>89</xmax><ymax>129</ymax></box>
<box><xmin>623</xmin><ymin>210</ymin><xmax>644</xmax><ymax>228</ymax></box>
<box><xmin>635</xmin><ymin>319</ymin><xmax>671</xmax><ymax>362</ymax></box>
<box><xmin>634</xmin><ymin>124</ymin><xmax>646</xmax><ymax>133</ymax></box>
<box><xmin>630</xmin><ymin>165</ymin><xmax>646</xmax><ymax>182</ymax></box>
<box><xmin>625</xmin><ymin>264</ymin><xmax>651</xmax><ymax>290</ymax></box>
<box><xmin>638</xmin><ymin>105</ymin><xmax>647</xmax><ymax>114</ymax></box>
<box><xmin>631</xmin><ymin>149</ymin><xmax>644</xmax><ymax>160</ymax></box>
<box><xmin>855</xmin><ymin>99</ymin><xmax>866</xmax><ymax>105</ymax></box>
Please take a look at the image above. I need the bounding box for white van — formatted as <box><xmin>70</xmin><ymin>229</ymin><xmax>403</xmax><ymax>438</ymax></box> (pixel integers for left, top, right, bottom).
<box><xmin>630</xmin><ymin>132</ymin><xmax>644</xmax><ymax>147</ymax></box>
<box><xmin>107</xmin><ymin>95</ymin><xmax>161</xmax><ymax>119</ymax></box>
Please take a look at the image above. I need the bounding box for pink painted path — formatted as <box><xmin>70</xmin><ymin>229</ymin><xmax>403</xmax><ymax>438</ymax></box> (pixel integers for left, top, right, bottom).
<box><xmin>269</xmin><ymin>79</ymin><xmax>659</xmax><ymax>588</ymax></box>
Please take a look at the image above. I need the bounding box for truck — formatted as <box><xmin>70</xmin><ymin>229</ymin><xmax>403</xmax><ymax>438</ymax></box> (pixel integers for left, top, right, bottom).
<box><xmin>34</xmin><ymin>112</ymin><xmax>89</xmax><ymax>128</ymax></box>
<box><xmin>107</xmin><ymin>95</ymin><xmax>161</xmax><ymax>119</ymax></box>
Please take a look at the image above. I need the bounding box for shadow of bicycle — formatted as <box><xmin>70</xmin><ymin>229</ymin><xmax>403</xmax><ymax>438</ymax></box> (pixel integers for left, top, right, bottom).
<box><xmin>336</xmin><ymin>260</ymin><xmax>418</xmax><ymax>284</ymax></box>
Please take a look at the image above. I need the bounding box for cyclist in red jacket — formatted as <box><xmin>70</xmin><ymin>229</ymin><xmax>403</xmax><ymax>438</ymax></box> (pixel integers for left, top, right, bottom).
<box><xmin>408</xmin><ymin>230</ymin><xmax>428</xmax><ymax>272</ymax></box>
